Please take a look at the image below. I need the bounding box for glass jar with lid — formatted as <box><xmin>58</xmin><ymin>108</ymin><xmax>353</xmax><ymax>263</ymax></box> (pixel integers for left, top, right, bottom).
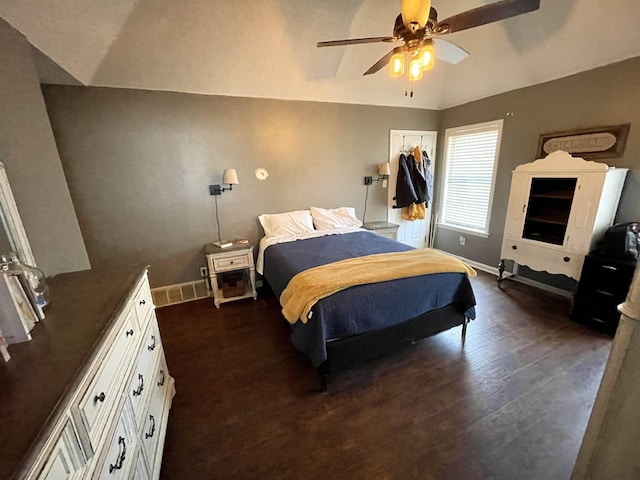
<box><xmin>0</xmin><ymin>252</ymin><xmax>49</xmax><ymax>310</ymax></box>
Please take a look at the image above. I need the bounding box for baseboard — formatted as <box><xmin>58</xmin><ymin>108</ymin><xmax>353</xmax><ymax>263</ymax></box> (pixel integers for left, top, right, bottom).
<box><xmin>436</xmin><ymin>250</ymin><xmax>574</xmax><ymax>299</ymax></box>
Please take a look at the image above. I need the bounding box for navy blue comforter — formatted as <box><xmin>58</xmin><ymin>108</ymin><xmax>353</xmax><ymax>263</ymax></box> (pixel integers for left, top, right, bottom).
<box><xmin>263</xmin><ymin>231</ymin><xmax>476</xmax><ymax>366</ymax></box>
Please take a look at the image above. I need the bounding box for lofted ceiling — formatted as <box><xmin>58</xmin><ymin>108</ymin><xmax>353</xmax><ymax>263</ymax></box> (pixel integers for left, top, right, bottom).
<box><xmin>1</xmin><ymin>0</ymin><xmax>640</xmax><ymax>109</ymax></box>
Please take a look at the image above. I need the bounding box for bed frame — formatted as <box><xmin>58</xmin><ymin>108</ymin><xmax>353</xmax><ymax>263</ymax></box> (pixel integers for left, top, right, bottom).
<box><xmin>316</xmin><ymin>302</ymin><xmax>469</xmax><ymax>391</ymax></box>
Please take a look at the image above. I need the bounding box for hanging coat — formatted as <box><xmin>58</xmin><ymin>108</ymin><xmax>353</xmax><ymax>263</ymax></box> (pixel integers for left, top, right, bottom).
<box><xmin>410</xmin><ymin>146</ymin><xmax>428</xmax><ymax>204</ymax></box>
<box><xmin>394</xmin><ymin>153</ymin><xmax>418</xmax><ymax>209</ymax></box>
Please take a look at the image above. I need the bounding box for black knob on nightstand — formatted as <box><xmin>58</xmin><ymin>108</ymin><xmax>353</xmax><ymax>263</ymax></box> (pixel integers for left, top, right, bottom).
<box><xmin>512</xmin><ymin>245</ymin><xmax>517</xmax><ymax>250</ymax></box>
<box><xmin>564</xmin><ymin>257</ymin><xmax>570</xmax><ymax>262</ymax></box>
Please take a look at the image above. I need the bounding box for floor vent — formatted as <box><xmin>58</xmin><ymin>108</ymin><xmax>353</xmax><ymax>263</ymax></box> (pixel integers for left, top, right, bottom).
<box><xmin>152</xmin><ymin>280</ymin><xmax>210</xmax><ymax>307</ymax></box>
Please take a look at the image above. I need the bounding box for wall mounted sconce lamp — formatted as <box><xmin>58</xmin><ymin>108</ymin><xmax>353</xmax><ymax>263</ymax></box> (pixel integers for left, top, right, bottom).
<box><xmin>209</xmin><ymin>168</ymin><xmax>239</xmax><ymax>248</ymax></box>
<box><xmin>209</xmin><ymin>168</ymin><xmax>239</xmax><ymax>195</ymax></box>
<box><xmin>364</xmin><ymin>163</ymin><xmax>391</xmax><ymax>186</ymax></box>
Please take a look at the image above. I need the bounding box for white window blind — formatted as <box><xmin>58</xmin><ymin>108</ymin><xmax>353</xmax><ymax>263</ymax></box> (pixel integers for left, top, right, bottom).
<box><xmin>441</xmin><ymin>120</ymin><xmax>503</xmax><ymax>235</ymax></box>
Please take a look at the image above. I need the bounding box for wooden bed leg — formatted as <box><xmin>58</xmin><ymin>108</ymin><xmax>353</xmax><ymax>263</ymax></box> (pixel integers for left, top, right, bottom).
<box><xmin>461</xmin><ymin>317</ymin><xmax>468</xmax><ymax>344</ymax></box>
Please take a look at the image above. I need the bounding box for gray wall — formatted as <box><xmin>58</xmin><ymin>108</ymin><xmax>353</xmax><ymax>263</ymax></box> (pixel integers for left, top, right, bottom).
<box><xmin>43</xmin><ymin>86</ymin><xmax>439</xmax><ymax>287</ymax></box>
<box><xmin>0</xmin><ymin>19</ymin><xmax>90</xmax><ymax>276</ymax></box>
<box><xmin>434</xmin><ymin>57</ymin><xmax>640</xmax><ymax>287</ymax></box>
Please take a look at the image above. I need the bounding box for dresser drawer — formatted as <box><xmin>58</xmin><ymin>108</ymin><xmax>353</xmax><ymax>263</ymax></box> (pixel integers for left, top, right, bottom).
<box><xmin>579</xmin><ymin>257</ymin><xmax>635</xmax><ymax>296</ymax></box>
<box><xmin>141</xmin><ymin>354</ymin><xmax>170</xmax><ymax>473</ymax></box>
<box><xmin>94</xmin><ymin>404</ymin><xmax>137</xmax><ymax>480</ymax></box>
<box><xmin>133</xmin><ymin>275</ymin><xmax>154</xmax><ymax>330</ymax></box>
<box><xmin>36</xmin><ymin>420</ymin><xmax>85</xmax><ymax>480</ymax></box>
<box><xmin>127</xmin><ymin>319</ymin><xmax>162</xmax><ymax>431</ymax></box>
<box><xmin>77</xmin><ymin>310</ymin><xmax>138</xmax><ymax>444</ymax></box>
<box><xmin>501</xmin><ymin>240</ymin><xmax>584</xmax><ymax>280</ymax></box>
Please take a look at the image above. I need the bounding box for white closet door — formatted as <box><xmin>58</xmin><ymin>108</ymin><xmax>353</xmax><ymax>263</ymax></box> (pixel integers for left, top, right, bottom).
<box><xmin>388</xmin><ymin>130</ymin><xmax>437</xmax><ymax>248</ymax></box>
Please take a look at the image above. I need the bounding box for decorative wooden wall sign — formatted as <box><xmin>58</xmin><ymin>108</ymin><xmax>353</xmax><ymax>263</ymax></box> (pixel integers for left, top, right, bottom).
<box><xmin>536</xmin><ymin>124</ymin><xmax>630</xmax><ymax>160</ymax></box>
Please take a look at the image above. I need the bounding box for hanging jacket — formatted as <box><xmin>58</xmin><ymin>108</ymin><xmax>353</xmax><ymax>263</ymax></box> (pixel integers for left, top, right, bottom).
<box><xmin>410</xmin><ymin>147</ymin><xmax>428</xmax><ymax>204</ymax></box>
<box><xmin>394</xmin><ymin>153</ymin><xmax>418</xmax><ymax>209</ymax></box>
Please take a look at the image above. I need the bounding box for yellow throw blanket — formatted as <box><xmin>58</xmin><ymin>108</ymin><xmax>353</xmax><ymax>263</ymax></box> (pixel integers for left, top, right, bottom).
<box><xmin>280</xmin><ymin>248</ymin><xmax>476</xmax><ymax>324</ymax></box>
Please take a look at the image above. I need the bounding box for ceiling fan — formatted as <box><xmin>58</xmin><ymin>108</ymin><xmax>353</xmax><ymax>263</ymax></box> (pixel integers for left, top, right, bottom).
<box><xmin>317</xmin><ymin>0</ymin><xmax>540</xmax><ymax>83</ymax></box>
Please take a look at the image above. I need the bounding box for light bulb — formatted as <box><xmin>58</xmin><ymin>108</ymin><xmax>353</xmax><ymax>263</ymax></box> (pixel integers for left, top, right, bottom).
<box><xmin>419</xmin><ymin>42</ymin><xmax>435</xmax><ymax>71</ymax></box>
<box><xmin>389</xmin><ymin>52</ymin><xmax>405</xmax><ymax>78</ymax></box>
<box><xmin>408</xmin><ymin>58</ymin><xmax>423</xmax><ymax>81</ymax></box>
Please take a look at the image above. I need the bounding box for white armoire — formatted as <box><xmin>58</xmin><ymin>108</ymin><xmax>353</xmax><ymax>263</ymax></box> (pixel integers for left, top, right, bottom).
<box><xmin>499</xmin><ymin>150</ymin><xmax>628</xmax><ymax>281</ymax></box>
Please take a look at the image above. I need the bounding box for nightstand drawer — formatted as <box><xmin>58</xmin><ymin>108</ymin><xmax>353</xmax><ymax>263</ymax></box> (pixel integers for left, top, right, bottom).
<box><xmin>211</xmin><ymin>254</ymin><xmax>249</xmax><ymax>272</ymax></box>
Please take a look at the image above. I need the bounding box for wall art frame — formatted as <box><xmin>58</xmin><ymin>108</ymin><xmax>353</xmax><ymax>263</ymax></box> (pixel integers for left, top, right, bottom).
<box><xmin>536</xmin><ymin>124</ymin><xmax>630</xmax><ymax>160</ymax></box>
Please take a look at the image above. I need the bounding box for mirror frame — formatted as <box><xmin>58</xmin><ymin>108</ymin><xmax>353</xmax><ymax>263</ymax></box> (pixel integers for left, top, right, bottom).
<box><xmin>0</xmin><ymin>162</ymin><xmax>36</xmax><ymax>266</ymax></box>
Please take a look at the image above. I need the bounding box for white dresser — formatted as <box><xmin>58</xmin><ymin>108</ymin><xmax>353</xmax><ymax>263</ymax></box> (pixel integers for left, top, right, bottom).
<box><xmin>0</xmin><ymin>265</ymin><xmax>175</xmax><ymax>480</ymax></box>
<box><xmin>499</xmin><ymin>151</ymin><xmax>628</xmax><ymax>280</ymax></box>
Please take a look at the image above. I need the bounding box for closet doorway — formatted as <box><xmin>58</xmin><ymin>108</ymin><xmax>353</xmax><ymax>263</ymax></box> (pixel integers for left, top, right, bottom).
<box><xmin>388</xmin><ymin>130</ymin><xmax>437</xmax><ymax>248</ymax></box>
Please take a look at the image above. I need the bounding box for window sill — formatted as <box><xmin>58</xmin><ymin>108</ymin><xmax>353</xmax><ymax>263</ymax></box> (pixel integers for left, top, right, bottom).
<box><xmin>437</xmin><ymin>223</ymin><xmax>490</xmax><ymax>239</ymax></box>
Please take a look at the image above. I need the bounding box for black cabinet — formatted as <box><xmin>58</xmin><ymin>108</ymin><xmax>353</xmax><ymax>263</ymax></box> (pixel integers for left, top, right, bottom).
<box><xmin>571</xmin><ymin>254</ymin><xmax>636</xmax><ymax>334</ymax></box>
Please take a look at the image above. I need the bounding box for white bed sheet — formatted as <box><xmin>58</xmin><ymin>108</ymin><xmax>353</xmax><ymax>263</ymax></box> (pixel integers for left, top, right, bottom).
<box><xmin>256</xmin><ymin>227</ymin><xmax>364</xmax><ymax>275</ymax></box>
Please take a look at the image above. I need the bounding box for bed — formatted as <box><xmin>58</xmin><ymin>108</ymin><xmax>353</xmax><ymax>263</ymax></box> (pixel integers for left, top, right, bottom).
<box><xmin>257</xmin><ymin>208</ymin><xmax>477</xmax><ymax>390</ymax></box>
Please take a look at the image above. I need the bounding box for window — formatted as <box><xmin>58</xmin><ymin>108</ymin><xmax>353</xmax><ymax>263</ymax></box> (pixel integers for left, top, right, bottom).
<box><xmin>440</xmin><ymin>119</ymin><xmax>503</xmax><ymax>236</ymax></box>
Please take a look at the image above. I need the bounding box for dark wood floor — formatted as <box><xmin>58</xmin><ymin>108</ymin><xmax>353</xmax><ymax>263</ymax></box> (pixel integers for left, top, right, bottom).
<box><xmin>156</xmin><ymin>271</ymin><xmax>612</xmax><ymax>480</ymax></box>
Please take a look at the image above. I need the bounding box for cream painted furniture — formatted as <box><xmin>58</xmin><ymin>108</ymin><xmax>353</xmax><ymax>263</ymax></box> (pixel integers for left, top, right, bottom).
<box><xmin>499</xmin><ymin>151</ymin><xmax>627</xmax><ymax>281</ymax></box>
<box><xmin>205</xmin><ymin>243</ymin><xmax>257</xmax><ymax>308</ymax></box>
<box><xmin>362</xmin><ymin>221</ymin><xmax>400</xmax><ymax>241</ymax></box>
<box><xmin>0</xmin><ymin>265</ymin><xmax>175</xmax><ymax>480</ymax></box>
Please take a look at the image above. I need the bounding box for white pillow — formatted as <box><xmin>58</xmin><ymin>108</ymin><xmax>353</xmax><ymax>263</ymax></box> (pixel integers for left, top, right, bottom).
<box><xmin>258</xmin><ymin>210</ymin><xmax>315</xmax><ymax>236</ymax></box>
<box><xmin>310</xmin><ymin>207</ymin><xmax>362</xmax><ymax>230</ymax></box>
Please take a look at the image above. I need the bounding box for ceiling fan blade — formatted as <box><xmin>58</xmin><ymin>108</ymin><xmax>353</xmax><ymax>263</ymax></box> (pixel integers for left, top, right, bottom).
<box><xmin>363</xmin><ymin>49</ymin><xmax>396</xmax><ymax>76</ymax></box>
<box><xmin>432</xmin><ymin>38</ymin><xmax>469</xmax><ymax>65</ymax></box>
<box><xmin>433</xmin><ymin>0</ymin><xmax>540</xmax><ymax>35</ymax></box>
<box><xmin>317</xmin><ymin>36</ymin><xmax>396</xmax><ymax>48</ymax></box>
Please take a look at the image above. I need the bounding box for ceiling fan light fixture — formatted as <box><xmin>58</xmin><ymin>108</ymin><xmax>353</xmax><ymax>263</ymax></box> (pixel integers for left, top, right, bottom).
<box><xmin>402</xmin><ymin>0</ymin><xmax>432</xmax><ymax>29</ymax></box>
<box><xmin>408</xmin><ymin>57</ymin><xmax>423</xmax><ymax>81</ymax></box>
<box><xmin>389</xmin><ymin>51</ymin><xmax>405</xmax><ymax>77</ymax></box>
<box><xmin>418</xmin><ymin>41</ymin><xmax>435</xmax><ymax>71</ymax></box>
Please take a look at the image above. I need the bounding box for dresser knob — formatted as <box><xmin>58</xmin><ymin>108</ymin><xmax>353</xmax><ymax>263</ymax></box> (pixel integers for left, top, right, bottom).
<box><xmin>139</xmin><ymin>299</ymin><xmax>146</xmax><ymax>306</ymax></box>
<box><xmin>94</xmin><ymin>392</ymin><xmax>106</xmax><ymax>403</ymax></box>
<box><xmin>126</xmin><ymin>329</ymin><xmax>134</xmax><ymax>337</ymax></box>
<box><xmin>511</xmin><ymin>245</ymin><xmax>517</xmax><ymax>250</ymax></box>
<box><xmin>563</xmin><ymin>257</ymin><xmax>570</xmax><ymax>262</ymax></box>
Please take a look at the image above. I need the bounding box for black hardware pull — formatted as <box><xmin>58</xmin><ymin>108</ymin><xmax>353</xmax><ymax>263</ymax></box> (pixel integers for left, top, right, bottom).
<box><xmin>148</xmin><ymin>335</ymin><xmax>156</xmax><ymax>351</ymax></box>
<box><xmin>139</xmin><ymin>299</ymin><xmax>146</xmax><ymax>306</ymax></box>
<box><xmin>133</xmin><ymin>374</ymin><xmax>144</xmax><ymax>397</ymax></box>
<box><xmin>563</xmin><ymin>257</ymin><xmax>570</xmax><ymax>262</ymax></box>
<box><xmin>94</xmin><ymin>392</ymin><xmax>106</xmax><ymax>403</ymax></box>
<box><xmin>145</xmin><ymin>415</ymin><xmax>156</xmax><ymax>439</ymax></box>
<box><xmin>511</xmin><ymin>245</ymin><xmax>517</xmax><ymax>250</ymax></box>
<box><xmin>109</xmin><ymin>436</ymin><xmax>126</xmax><ymax>473</ymax></box>
<box><xmin>126</xmin><ymin>329</ymin><xmax>134</xmax><ymax>337</ymax></box>
<box><xmin>158</xmin><ymin>370</ymin><xmax>165</xmax><ymax>387</ymax></box>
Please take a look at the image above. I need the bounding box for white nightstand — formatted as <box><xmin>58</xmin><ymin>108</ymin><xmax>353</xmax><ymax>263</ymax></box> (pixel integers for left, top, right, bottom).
<box><xmin>205</xmin><ymin>242</ymin><xmax>257</xmax><ymax>308</ymax></box>
<box><xmin>363</xmin><ymin>221</ymin><xmax>399</xmax><ymax>240</ymax></box>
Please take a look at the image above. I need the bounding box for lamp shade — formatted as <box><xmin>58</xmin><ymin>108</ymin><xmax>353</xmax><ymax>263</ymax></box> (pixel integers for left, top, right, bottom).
<box><xmin>402</xmin><ymin>0</ymin><xmax>432</xmax><ymax>29</ymax></box>
<box><xmin>378</xmin><ymin>163</ymin><xmax>391</xmax><ymax>176</ymax></box>
<box><xmin>222</xmin><ymin>168</ymin><xmax>239</xmax><ymax>185</ymax></box>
